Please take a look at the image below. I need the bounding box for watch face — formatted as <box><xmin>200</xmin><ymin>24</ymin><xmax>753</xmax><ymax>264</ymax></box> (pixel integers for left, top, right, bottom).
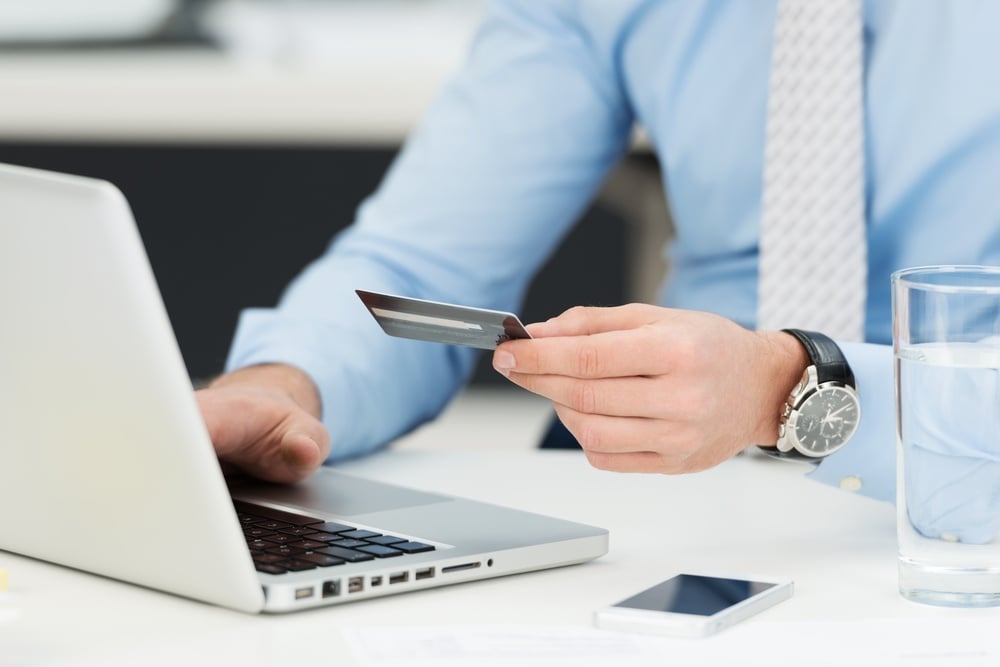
<box><xmin>791</xmin><ymin>386</ymin><xmax>860</xmax><ymax>456</ymax></box>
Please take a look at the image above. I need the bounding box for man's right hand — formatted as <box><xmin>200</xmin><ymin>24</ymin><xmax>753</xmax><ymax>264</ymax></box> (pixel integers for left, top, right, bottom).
<box><xmin>196</xmin><ymin>364</ymin><xmax>331</xmax><ymax>484</ymax></box>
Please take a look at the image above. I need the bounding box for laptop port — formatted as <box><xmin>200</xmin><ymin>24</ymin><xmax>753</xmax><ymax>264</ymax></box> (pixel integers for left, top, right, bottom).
<box><xmin>415</xmin><ymin>567</ymin><xmax>435</xmax><ymax>581</ymax></box>
<box><xmin>370</xmin><ymin>575</ymin><xmax>383</xmax><ymax>587</ymax></box>
<box><xmin>295</xmin><ymin>586</ymin><xmax>314</xmax><ymax>600</ymax></box>
<box><xmin>321</xmin><ymin>580</ymin><xmax>341</xmax><ymax>598</ymax></box>
<box><xmin>441</xmin><ymin>562</ymin><xmax>481</xmax><ymax>574</ymax></box>
<box><xmin>348</xmin><ymin>576</ymin><xmax>364</xmax><ymax>593</ymax></box>
<box><xmin>389</xmin><ymin>571</ymin><xmax>409</xmax><ymax>585</ymax></box>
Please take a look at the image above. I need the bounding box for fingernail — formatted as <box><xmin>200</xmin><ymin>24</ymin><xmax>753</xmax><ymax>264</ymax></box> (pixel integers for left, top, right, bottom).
<box><xmin>494</xmin><ymin>350</ymin><xmax>516</xmax><ymax>372</ymax></box>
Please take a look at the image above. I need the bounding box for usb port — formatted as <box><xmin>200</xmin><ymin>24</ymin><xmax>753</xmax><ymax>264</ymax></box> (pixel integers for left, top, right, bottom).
<box><xmin>348</xmin><ymin>576</ymin><xmax>364</xmax><ymax>593</ymax></box>
<box><xmin>321</xmin><ymin>580</ymin><xmax>341</xmax><ymax>598</ymax></box>
<box><xmin>295</xmin><ymin>586</ymin><xmax>314</xmax><ymax>600</ymax></box>
<box><xmin>415</xmin><ymin>567</ymin><xmax>435</xmax><ymax>580</ymax></box>
<box><xmin>370</xmin><ymin>575</ymin><xmax>383</xmax><ymax>587</ymax></box>
<box><xmin>389</xmin><ymin>571</ymin><xmax>409</xmax><ymax>585</ymax></box>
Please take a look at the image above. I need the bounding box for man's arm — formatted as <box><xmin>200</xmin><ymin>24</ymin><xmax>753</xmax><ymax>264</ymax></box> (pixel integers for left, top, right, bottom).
<box><xmin>203</xmin><ymin>1</ymin><xmax>635</xmax><ymax>475</ymax></box>
<box><xmin>495</xmin><ymin>306</ymin><xmax>898</xmax><ymax>503</ymax></box>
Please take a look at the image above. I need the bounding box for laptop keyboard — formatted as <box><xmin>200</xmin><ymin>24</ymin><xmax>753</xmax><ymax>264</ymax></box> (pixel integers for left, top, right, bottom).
<box><xmin>234</xmin><ymin>500</ymin><xmax>435</xmax><ymax>575</ymax></box>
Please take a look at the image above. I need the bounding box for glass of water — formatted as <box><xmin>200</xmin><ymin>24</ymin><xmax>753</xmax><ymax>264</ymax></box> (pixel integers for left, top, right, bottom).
<box><xmin>893</xmin><ymin>265</ymin><xmax>1000</xmax><ymax>607</ymax></box>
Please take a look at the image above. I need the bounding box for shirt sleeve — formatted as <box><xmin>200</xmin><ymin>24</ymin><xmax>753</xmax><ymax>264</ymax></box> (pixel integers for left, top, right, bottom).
<box><xmin>225</xmin><ymin>1</ymin><xmax>633</xmax><ymax>461</ymax></box>
<box><xmin>807</xmin><ymin>341</ymin><xmax>896</xmax><ymax>503</ymax></box>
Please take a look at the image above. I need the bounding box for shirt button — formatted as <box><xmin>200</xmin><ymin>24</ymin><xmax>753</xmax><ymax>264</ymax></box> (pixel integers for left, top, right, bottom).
<box><xmin>839</xmin><ymin>475</ymin><xmax>863</xmax><ymax>492</ymax></box>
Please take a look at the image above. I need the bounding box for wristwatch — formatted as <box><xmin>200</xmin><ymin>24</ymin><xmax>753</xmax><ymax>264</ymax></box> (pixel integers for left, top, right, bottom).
<box><xmin>772</xmin><ymin>329</ymin><xmax>861</xmax><ymax>460</ymax></box>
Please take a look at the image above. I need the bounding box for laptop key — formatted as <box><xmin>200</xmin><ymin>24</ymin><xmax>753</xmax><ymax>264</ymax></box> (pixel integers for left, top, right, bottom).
<box><xmin>365</xmin><ymin>535</ymin><xmax>407</xmax><ymax>546</ymax></box>
<box><xmin>280</xmin><ymin>559</ymin><xmax>320</xmax><ymax>572</ymax></box>
<box><xmin>256</xmin><ymin>564</ymin><xmax>289</xmax><ymax>575</ymax></box>
<box><xmin>337</xmin><ymin>529</ymin><xmax>381</xmax><ymax>540</ymax></box>
<box><xmin>284</xmin><ymin>539</ymin><xmax>329</xmax><ymax>551</ymax></box>
<box><xmin>392</xmin><ymin>541</ymin><xmax>436</xmax><ymax>554</ymax></box>
<box><xmin>307</xmin><ymin>532</ymin><xmax>350</xmax><ymax>543</ymax></box>
<box><xmin>356</xmin><ymin>544</ymin><xmax>403</xmax><ymax>558</ymax></box>
<box><xmin>244</xmin><ymin>526</ymin><xmax>276</xmax><ymax>538</ymax></box>
<box><xmin>309</xmin><ymin>521</ymin><xmax>358</xmax><ymax>535</ymax></box>
<box><xmin>318</xmin><ymin>546</ymin><xmax>376</xmax><ymax>562</ymax></box>
<box><xmin>276</xmin><ymin>526</ymin><xmax>318</xmax><ymax>537</ymax></box>
<box><xmin>232</xmin><ymin>501</ymin><xmax>326</xmax><ymax>527</ymax></box>
<box><xmin>247</xmin><ymin>539</ymin><xmax>273</xmax><ymax>551</ymax></box>
<box><xmin>252</xmin><ymin>553</ymin><xmax>286</xmax><ymax>564</ymax></box>
<box><xmin>297</xmin><ymin>552</ymin><xmax>347</xmax><ymax>567</ymax></box>
<box><xmin>328</xmin><ymin>539</ymin><xmax>369</xmax><ymax>549</ymax></box>
<box><xmin>266</xmin><ymin>545</ymin><xmax>305</xmax><ymax>558</ymax></box>
<box><xmin>253</xmin><ymin>520</ymin><xmax>292</xmax><ymax>530</ymax></box>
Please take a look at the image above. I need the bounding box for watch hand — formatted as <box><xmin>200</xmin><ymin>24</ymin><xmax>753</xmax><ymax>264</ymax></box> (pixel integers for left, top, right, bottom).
<box><xmin>825</xmin><ymin>404</ymin><xmax>852</xmax><ymax>420</ymax></box>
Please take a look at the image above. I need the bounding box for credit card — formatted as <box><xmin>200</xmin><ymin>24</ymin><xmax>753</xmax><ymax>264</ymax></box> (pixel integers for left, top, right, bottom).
<box><xmin>356</xmin><ymin>289</ymin><xmax>531</xmax><ymax>350</ymax></box>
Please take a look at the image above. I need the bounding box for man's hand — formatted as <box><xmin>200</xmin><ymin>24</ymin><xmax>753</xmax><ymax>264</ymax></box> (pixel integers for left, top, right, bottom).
<box><xmin>196</xmin><ymin>364</ymin><xmax>330</xmax><ymax>483</ymax></box>
<box><xmin>492</xmin><ymin>304</ymin><xmax>807</xmax><ymax>474</ymax></box>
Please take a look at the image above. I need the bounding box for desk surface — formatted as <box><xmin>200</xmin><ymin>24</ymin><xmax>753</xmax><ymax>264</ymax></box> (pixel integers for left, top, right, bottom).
<box><xmin>4</xmin><ymin>385</ymin><xmax>998</xmax><ymax>666</ymax></box>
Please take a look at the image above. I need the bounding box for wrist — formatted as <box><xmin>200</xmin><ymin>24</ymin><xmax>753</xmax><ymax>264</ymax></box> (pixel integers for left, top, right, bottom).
<box><xmin>209</xmin><ymin>363</ymin><xmax>323</xmax><ymax>420</ymax></box>
<box><xmin>753</xmin><ymin>330</ymin><xmax>810</xmax><ymax>446</ymax></box>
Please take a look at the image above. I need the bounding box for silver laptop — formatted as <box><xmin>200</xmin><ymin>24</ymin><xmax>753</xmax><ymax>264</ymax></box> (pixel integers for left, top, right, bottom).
<box><xmin>0</xmin><ymin>162</ymin><xmax>608</xmax><ymax>613</ymax></box>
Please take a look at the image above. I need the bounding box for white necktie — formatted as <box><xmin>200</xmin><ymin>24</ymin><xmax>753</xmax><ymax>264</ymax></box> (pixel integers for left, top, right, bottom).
<box><xmin>757</xmin><ymin>0</ymin><xmax>867</xmax><ymax>342</ymax></box>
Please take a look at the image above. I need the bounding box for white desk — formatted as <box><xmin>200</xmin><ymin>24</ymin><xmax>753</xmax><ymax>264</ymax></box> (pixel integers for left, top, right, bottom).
<box><xmin>3</xmin><ymin>390</ymin><xmax>997</xmax><ymax>666</ymax></box>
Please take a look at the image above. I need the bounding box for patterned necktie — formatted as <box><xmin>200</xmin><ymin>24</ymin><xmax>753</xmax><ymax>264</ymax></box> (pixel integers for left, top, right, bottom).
<box><xmin>757</xmin><ymin>0</ymin><xmax>866</xmax><ymax>342</ymax></box>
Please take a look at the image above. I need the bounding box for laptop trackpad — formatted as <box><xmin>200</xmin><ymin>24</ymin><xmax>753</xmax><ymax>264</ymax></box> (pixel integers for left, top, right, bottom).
<box><xmin>230</xmin><ymin>467</ymin><xmax>450</xmax><ymax>517</ymax></box>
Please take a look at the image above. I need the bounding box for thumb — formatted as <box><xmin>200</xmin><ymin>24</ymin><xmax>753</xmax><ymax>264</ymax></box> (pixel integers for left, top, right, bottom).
<box><xmin>279</xmin><ymin>430</ymin><xmax>326</xmax><ymax>475</ymax></box>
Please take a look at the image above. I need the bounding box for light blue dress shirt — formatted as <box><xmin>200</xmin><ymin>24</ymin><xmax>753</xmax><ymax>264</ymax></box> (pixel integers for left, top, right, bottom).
<box><xmin>227</xmin><ymin>1</ymin><xmax>1000</xmax><ymax>504</ymax></box>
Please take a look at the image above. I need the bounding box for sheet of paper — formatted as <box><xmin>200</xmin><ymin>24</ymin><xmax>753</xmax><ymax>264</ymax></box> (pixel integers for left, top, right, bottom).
<box><xmin>345</xmin><ymin>617</ymin><xmax>1000</xmax><ymax>667</ymax></box>
<box><xmin>0</xmin><ymin>607</ymin><xmax>18</xmax><ymax>626</ymax></box>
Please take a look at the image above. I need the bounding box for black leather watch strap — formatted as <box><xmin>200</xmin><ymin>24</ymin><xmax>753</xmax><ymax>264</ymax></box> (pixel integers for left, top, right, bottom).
<box><xmin>782</xmin><ymin>329</ymin><xmax>856</xmax><ymax>388</ymax></box>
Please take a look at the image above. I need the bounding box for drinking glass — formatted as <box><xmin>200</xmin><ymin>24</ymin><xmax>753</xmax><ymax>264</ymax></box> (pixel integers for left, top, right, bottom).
<box><xmin>893</xmin><ymin>265</ymin><xmax>1000</xmax><ymax>606</ymax></box>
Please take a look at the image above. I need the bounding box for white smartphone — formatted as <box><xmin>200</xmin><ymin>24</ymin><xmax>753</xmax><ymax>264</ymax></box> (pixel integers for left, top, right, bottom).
<box><xmin>594</xmin><ymin>573</ymin><xmax>793</xmax><ymax>638</ymax></box>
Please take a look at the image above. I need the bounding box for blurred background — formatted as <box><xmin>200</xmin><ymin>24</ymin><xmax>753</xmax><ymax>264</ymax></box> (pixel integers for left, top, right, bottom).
<box><xmin>0</xmin><ymin>0</ymin><xmax>667</xmax><ymax>387</ymax></box>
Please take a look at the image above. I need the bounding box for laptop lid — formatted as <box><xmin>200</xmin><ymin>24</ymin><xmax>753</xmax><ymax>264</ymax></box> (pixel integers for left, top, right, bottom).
<box><xmin>0</xmin><ymin>163</ymin><xmax>264</xmax><ymax>612</ymax></box>
<box><xmin>0</xmin><ymin>162</ymin><xmax>608</xmax><ymax>614</ymax></box>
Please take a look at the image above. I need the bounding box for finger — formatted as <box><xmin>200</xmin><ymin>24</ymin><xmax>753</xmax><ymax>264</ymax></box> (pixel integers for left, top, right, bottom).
<box><xmin>196</xmin><ymin>387</ymin><xmax>330</xmax><ymax>483</ymax></box>
<box><xmin>495</xmin><ymin>327</ymin><xmax>669</xmax><ymax>378</ymax></box>
<box><xmin>268</xmin><ymin>411</ymin><xmax>331</xmax><ymax>481</ymax></box>
<box><xmin>278</xmin><ymin>431</ymin><xmax>327</xmax><ymax>476</ymax></box>
<box><xmin>230</xmin><ymin>429</ymin><xmax>327</xmax><ymax>485</ymax></box>
<box><xmin>507</xmin><ymin>373</ymin><xmax>672</xmax><ymax>418</ymax></box>
<box><xmin>284</xmin><ymin>414</ymin><xmax>332</xmax><ymax>464</ymax></box>
<box><xmin>582</xmin><ymin>449</ymin><xmax>669</xmax><ymax>474</ymax></box>
<box><xmin>528</xmin><ymin>304</ymin><xmax>667</xmax><ymax>338</ymax></box>
<box><xmin>556</xmin><ymin>405</ymin><xmax>739</xmax><ymax>474</ymax></box>
<box><xmin>555</xmin><ymin>403</ymin><xmax>698</xmax><ymax>459</ymax></box>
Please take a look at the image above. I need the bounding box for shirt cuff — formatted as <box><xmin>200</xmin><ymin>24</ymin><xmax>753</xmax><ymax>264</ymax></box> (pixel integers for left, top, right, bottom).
<box><xmin>806</xmin><ymin>341</ymin><xmax>896</xmax><ymax>504</ymax></box>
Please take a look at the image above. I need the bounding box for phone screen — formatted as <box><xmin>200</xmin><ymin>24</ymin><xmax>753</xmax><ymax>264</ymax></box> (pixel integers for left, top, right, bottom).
<box><xmin>613</xmin><ymin>574</ymin><xmax>777</xmax><ymax>617</ymax></box>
